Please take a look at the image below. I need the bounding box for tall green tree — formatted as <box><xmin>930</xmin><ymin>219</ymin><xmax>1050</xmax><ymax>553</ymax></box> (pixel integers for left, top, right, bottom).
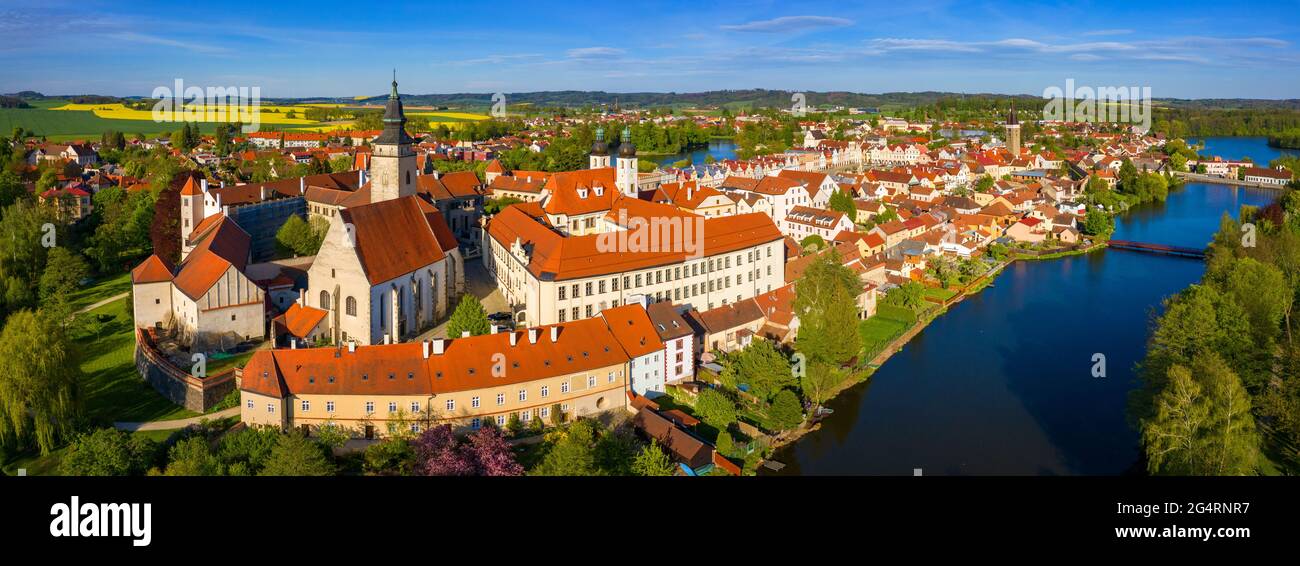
<box><xmin>719</xmin><ymin>340</ymin><xmax>792</xmax><ymax>401</ymax></box>
<box><xmin>258</xmin><ymin>432</ymin><xmax>335</xmax><ymax>476</ymax></box>
<box><xmin>447</xmin><ymin>295</ymin><xmax>491</xmax><ymax>337</ymax></box>
<box><xmin>632</xmin><ymin>440</ymin><xmax>677</xmax><ymax>476</ymax></box>
<box><xmin>0</xmin><ymin>310</ymin><xmax>82</xmax><ymax>454</ymax></box>
<box><xmin>794</xmin><ymin>251</ymin><xmax>862</xmax><ymax>365</ymax></box>
<box><xmin>828</xmin><ymin>190</ymin><xmax>857</xmax><ymax>223</ymax></box>
<box><xmin>1142</xmin><ymin>355</ymin><xmax>1260</xmax><ymax>475</ymax></box>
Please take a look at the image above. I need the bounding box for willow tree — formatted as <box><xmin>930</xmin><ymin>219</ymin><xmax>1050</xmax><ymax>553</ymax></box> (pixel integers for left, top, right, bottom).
<box><xmin>0</xmin><ymin>310</ymin><xmax>83</xmax><ymax>454</ymax></box>
<box><xmin>1142</xmin><ymin>354</ymin><xmax>1260</xmax><ymax>476</ymax></box>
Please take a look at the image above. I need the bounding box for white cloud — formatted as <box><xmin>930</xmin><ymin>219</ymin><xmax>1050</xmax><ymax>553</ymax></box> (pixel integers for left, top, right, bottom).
<box><xmin>565</xmin><ymin>47</ymin><xmax>625</xmax><ymax>60</ymax></box>
<box><xmin>720</xmin><ymin>16</ymin><xmax>853</xmax><ymax>33</ymax></box>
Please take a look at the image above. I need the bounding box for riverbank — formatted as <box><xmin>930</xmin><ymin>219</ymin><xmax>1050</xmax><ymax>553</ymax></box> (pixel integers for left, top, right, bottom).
<box><xmin>760</xmin><ymin>242</ymin><xmax>1108</xmax><ymax>465</ymax></box>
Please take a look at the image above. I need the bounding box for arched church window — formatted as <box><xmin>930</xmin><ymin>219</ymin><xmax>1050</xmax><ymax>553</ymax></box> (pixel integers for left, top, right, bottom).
<box><xmin>320</xmin><ymin>291</ymin><xmax>330</xmax><ymax>310</ymax></box>
<box><xmin>346</xmin><ymin>296</ymin><xmax>357</xmax><ymax>316</ymax></box>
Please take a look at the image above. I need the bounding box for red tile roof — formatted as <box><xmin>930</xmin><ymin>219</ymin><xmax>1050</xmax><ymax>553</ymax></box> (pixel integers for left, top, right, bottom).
<box><xmin>131</xmin><ymin>254</ymin><xmax>174</xmax><ymax>284</ymax></box>
<box><xmin>242</xmin><ymin>313</ymin><xmax>636</xmax><ymax>398</ymax></box>
<box><xmin>276</xmin><ymin>303</ymin><xmax>328</xmax><ymax>339</ymax></box>
<box><xmin>341</xmin><ymin>195</ymin><xmax>450</xmax><ymax>285</ymax></box>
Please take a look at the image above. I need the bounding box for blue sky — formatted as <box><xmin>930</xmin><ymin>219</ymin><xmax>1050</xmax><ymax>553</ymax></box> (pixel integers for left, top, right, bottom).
<box><xmin>3</xmin><ymin>0</ymin><xmax>1299</xmax><ymax>99</ymax></box>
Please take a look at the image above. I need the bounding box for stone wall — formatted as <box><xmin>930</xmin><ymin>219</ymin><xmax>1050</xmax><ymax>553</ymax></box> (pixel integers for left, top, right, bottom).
<box><xmin>134</xmin><ymin>328</ymin><xmax>237</xmax><ymax>412</ymax></box>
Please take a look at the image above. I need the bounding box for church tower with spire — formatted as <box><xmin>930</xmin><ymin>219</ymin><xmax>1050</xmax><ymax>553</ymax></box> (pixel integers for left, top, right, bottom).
<box><xmin>589</xmin><ymin>127</ymin><xmax>610</xmax><ymax>169</ymax></box>
<box><xmin>370</xmin><ymin>72</ymin><xmax>418</xmax><ymax>204</ymax></box>
<box><xmin>1004</xmin><ymin>100</ymin><xmax>1021</xmax><ymax>157</ymax></box>
<box><xmin>615</xmin><ymin>126</ymin><xmax>637</xmax><ymax>196</ymax></box>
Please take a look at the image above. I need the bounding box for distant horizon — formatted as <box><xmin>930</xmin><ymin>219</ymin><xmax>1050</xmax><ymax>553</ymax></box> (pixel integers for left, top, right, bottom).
<box><xmin>10</xmin><ymin>89</ymin><xmax>1300</xmax><ymax>104</ymax></box>
<box><xmin>4</xmin><ymin>1</ymin><xmax>1298</xmax><ymax>99</ymax></box>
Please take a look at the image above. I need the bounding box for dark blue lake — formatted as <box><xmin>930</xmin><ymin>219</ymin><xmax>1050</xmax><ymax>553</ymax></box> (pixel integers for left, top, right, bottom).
<box><xmin>771</xmin><ymin>145</ymin><xmax>1279</xmax><ymax>475</ymax></box>
<box><xmin>647</xmin><ymin>139</ymin><xmax>736</xmax><ymax>165</ymax></box>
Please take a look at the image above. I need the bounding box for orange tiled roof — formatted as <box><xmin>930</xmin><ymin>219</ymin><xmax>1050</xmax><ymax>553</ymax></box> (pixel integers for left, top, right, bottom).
<box><xmin>242</xmin><ymin>313</ymin><xmax>635</xmax><ymax>398</ymax></box>
<box><xmin>131</xmin><ymin>254</ymin><xmax>174</xmax><ymax>284</ymax></box>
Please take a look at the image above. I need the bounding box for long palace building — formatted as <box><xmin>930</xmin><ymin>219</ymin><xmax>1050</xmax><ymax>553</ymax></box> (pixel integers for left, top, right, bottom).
<box><xmin>241</xmin><ymin>303</ymin><xmax>666</xmax><ymax>438</ymax></box>
<box><xmin>482</xmin><ymin>129</ymin><xmax>786</xmax><ymax>327</ymax></box>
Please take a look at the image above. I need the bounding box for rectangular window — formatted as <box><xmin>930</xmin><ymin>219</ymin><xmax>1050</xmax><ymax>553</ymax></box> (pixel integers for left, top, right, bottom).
<box><xmin>389</xmin><ymin>402</ymin><xmax>397</xmax><ymax>413</ymax></box>
<box><xmin>571</xmin><ymin>307</ymin><xmax>579</xmax><ymax>320</ymax></box>
<box><xmin>561</xmin><ymin>381</ymin><xmax>570</xmax><ymax>393</ymax></box>
<box><xmin>365</xmin><ymin>401</ymin><xmax>374</xmax><ymax>413</ymax></box>
<box><xmin>497</xmin><ymin>393</ymin><xmax>505</xmax><ymax>406</ymax></box>
<box><xmin>518</xmin><ymin>389</ymin><xmax>527</xmax><ymax>402</ymax></box>
<box><xmin>656</xmin><ymin>271</ymin><xmax>662</xmax><ymax>284</ymax></box>
<box><xmin>267</xmin><ymin>403</ymin><xmax>275</xmax><ymax>414</ymax></box>
<box><xmin>541</xmin><ymin>406</ymin><xmax>550</xmax><ymax>418</ymax></box>
<box><xmin>613</xmin><ymin>277</ymin><xmax>621</xmax><ymax>291</ymax></box>
<box><xmin>558</xmin><ymin>309</ymin><xmax>566</xmax><ymax>322</ymax></box>
<box><xmin>496</xmin><ymin>415</ymin><xmax>505</xmax><ymax>426</ymax></box>
<box><xmin>572</xmin><ymin>284</ymin><xmax>579</xmax><ymax>297</ymax></box>
<box><xmin>588</xmin><ymin>376</ymin><xmax>596</xmax><ymax>388</ymax></box>
<box><xmin>471</xmin><ymin>417</ymin><xmax>481</xmax><ymax>429</ymax></box>
<box><xmin>585</xmin><ymin>282</ymin><xmax>593</xmax><ymax>296</ymax></box>
<box><xmin>301</xmin><ymin>400</ymin><xmax>310</xmax><ymax>412</ymax></box>
<box><xmin>608</xmin><ymin>371</ymin><xmax>615</xmax><ymax>383</ymax></box>
<box><xmin>541</xmin><ymin>385</ymin><xmax>549</xmax><ymax>398</ymax></box>
<box><xmin>326</xmin><ymin>401</ymin><xmax>335</xmax><ymax>413</ymax></box>
<box><xmin>521</xmin><ymin>410</ymin><xmax>531</xmax><ymax>422</ymax></box>
<box><xmin>558</xmin><ymin>286</ymin><xmax>566</xmax><ymax>300</ymax></box>
<box><xmin>246</xmin><ymin>400</ymin><xmax>254</xmax><ymax>409</ymax></box>
<box><xmin>471</xmin><ymin>396</ymin><xmax>480</xmax><ymax>408</ymax></box>
<box><xmin>635</xmin><ymin>274</ymin><xmax>642</xmax><ymax>287</ymax></box>
<box><xmin>445</xmin><ymin>399</ymin><xmax>455</xmax><ymax>411</ymax></box>
<box><xmin>585</xmin><ymin>305</ymin><xmax>592</xmax><ymax>318</ymax></box>
<box><xmin>598</xmin><ymin>280</ymin><xmax>605</xmax><ymax>294</ymax></box>
<box><xmin>410</xmin><ymin>423</ymin><xmax>420</xmax><ymax>433</ymax></box>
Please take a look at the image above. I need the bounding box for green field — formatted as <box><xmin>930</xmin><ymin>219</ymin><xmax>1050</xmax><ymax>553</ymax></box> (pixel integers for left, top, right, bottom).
<box><xmin>0</xmin><ymin>106</ymin><xmax>220</xmax><ymax>141</ymax></box>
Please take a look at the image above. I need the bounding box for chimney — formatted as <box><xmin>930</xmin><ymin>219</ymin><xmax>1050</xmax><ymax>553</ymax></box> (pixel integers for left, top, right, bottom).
<box><xmin>687</xmin><ymin>186</ymin><xmax>693</xmax><ymax>200</ymax></box>
<box><xmin>200</xmin><ymin>178</ymin><xmax>208</xmax><ymax>193</ymax></box>
<box><xmin>422</xmin><ymin>340</ymin><xmax>430</xmax><ymax>359</ymax></box>
<box><xmin>550</xmin><ymin>326</ymin><xmax>559</xmax><ymax>342</ymax></box>
<box><xmin>290</xmin><ymin>339</ymin><xmax>297</xmax><ymax>349</ymax></box>
<box><xmin>461</xmin><ymin>330</ymin><xmax>471</xmax><ymax>338</ymax></box>
<box><xmin>491</xmin><ymin>325</ymin><xmax>499</xmax><ymax>334</ymax></box>
<box><xmin>347</xmin><ymin>341</ymin><xmax>356</xmax><ymax>353</ymax></box>
<box><xmin>260</xmin><ymin>186</ymin><xmax>267</xmax><ymax>201</ymax></box>
<box><xmin>299</xmin><ymin>177</ymin><xmax>305</xmax><ymax>194</ymax></box>
<box><xmin>358</xmin><ymin>169</ymin><xmax>367</xmax><ymax>186</ymax></box>
<box><xmin>433</xmin><ymin>338</ymin><xmax>445</xmax><ymax>355</ymax></box>
<box><xmin>509</xmin><ymin>331</ymin><xmax>518</xmax><ymax>347</ymax></box>
<box><xmin>528</xmin><ymin>328</ymin><xmax>539</xmax><ymax>344</ymax></box>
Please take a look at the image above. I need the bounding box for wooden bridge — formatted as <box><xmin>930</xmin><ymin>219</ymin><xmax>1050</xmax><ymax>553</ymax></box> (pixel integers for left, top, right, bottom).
<box><xmin>1107</xmin><ymin>240</ymin><xmax>1206</xmax><ymax>259</ymax></box>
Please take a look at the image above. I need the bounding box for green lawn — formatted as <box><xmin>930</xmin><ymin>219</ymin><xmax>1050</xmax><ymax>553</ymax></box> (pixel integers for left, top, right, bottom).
<box><xmin>858</xmin><ymin>316</ymin><xmax>910</xmax><ymax>358</ymax></box>
<box><xmin>923</xmin><ymin>287</ymin><xmax>958</xmax><ymax>302</ymax></box>
<box><xmin>77</xmin><ymin>299</ymin><xmax>196</xmax><ymax>424</ymax></box>
<box><xmin>68</xmin><ymin>272</ymin><xmax>132</xmax><ymax>313</ymax></box>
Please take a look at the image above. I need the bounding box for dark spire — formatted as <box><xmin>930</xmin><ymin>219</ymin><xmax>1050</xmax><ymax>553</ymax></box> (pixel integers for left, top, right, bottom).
<box><xmin>375</xmin><ymin>72</ymin><xmax>413</xmax><ymax>145</ymax></box>
<box><xmin>618</xmin><ymin>126</ymin><xmax>636</xmax><ymax>158</ymax></box>
<box><xmin>1008</xmin><ymin>100</ymin><xmax>1018</xmax><ymax>126</ymax></box>
<box><xmin>590</xmin><ymin>126</ymin><xmax>608</xmax><ymax>156</ymax></box>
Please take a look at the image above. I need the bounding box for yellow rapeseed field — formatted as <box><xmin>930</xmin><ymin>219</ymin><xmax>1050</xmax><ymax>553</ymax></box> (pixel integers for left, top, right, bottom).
<box><xmin>51</xmin><ymin>102</ymin><xmax>320</xmax><ymax>125</ymax></box>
